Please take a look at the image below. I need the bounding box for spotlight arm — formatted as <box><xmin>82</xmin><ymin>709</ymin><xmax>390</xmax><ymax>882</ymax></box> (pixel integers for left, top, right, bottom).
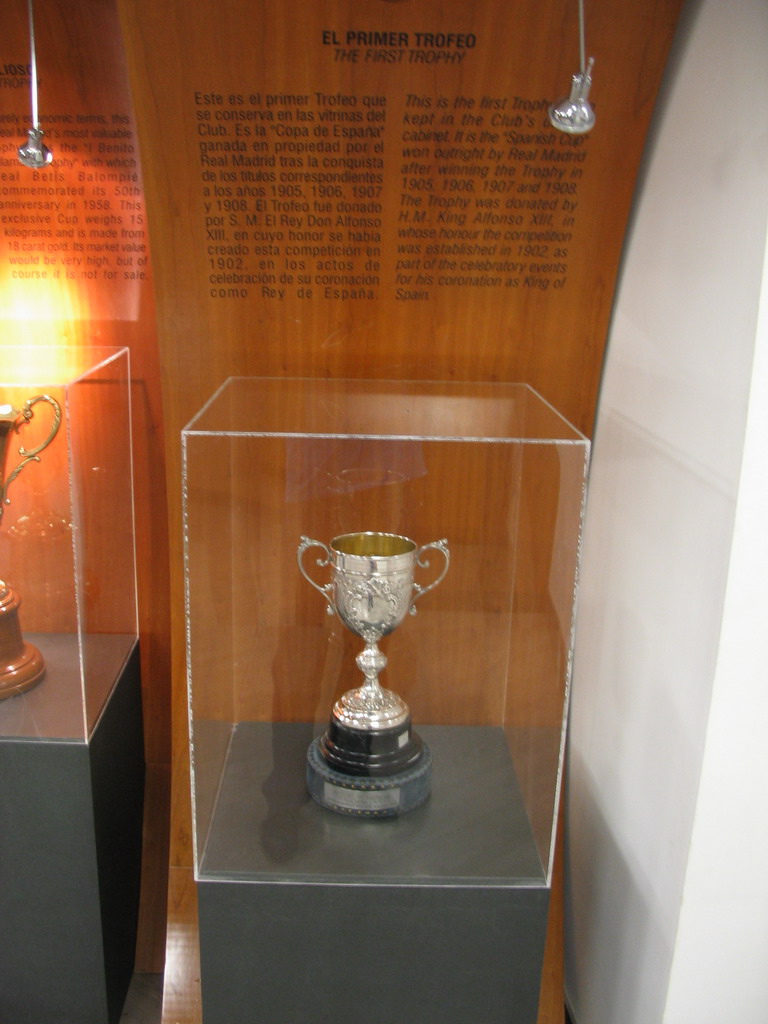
<box><xmin>17</xmin><ymin>0</ymin><xmax>53</xmax><ymax>168</ymax></box>
<box><xmin>27</xmin><ymin>0</ymin><xmax>40</xmax><ymax>130</ymax></box>
<box><xmin>578</xmin><ymin>0</ymin><xmax>587</xmax><ymax>75</ymax></box>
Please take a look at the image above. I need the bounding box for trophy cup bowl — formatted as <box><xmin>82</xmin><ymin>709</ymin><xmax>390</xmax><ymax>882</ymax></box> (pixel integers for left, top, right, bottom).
<box><xmin>298</xmin><ymin>531</ymin><xmax>449</xmax><ymax>817</ymax></box>
<box><xmin>0</xmin><ymin>394</ymin><xmax>61</xmax><ymax>700</ymax></box>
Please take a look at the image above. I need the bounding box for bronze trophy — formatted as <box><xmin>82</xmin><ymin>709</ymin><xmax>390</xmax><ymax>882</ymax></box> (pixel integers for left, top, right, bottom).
<box><xmin>0</xmin><ymin>395</ymin><xmax>61</xmax><ymax>699</ymax></box>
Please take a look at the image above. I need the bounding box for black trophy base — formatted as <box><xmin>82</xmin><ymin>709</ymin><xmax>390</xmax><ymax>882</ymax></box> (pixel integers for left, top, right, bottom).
<box><xmin>306</xmin><ymin>737</ymin><xmax>431</xmax><ymax>817</ymax></box>
<box><xmin>319</xmin><ymin>714</ymin><xmax>424</xmax><ymax>777</ymax></box>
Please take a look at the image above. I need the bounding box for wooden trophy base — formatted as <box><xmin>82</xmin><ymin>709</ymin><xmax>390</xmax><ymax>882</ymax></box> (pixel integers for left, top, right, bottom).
<box><xmin>0</xmin><ymin>582</ymin><xmax>46</xmax><ymax>700</ymax></box>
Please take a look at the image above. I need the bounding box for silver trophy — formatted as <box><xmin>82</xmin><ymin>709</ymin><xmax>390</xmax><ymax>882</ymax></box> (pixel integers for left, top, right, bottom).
<box><xmin>298</xmin><ymin>531</ymin><xmax>449</xmax><ymax>816</ymax></box>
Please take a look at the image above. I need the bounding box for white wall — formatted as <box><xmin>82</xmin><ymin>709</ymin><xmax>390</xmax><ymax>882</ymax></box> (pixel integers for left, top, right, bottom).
<box><xmin>564</xmin><ymin>0</ymin><xmax>768</xmax><ymax>1021</ymax></box>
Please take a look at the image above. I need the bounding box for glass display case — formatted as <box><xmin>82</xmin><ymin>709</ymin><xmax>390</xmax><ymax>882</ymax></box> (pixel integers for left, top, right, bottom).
<box><xmin>0</xmin><ymin>345</ymin><xmax>143</xmax><ymax>1024</ymax></box>
<box><xmin>0</xmin><ymin>345</ymin><xmax>137</xmax><ymax>739</ymax></box>
<box><xmin>183</xmin><ymin>377</ymin><xmax>589</xmax><ymax>1024</ymax></box>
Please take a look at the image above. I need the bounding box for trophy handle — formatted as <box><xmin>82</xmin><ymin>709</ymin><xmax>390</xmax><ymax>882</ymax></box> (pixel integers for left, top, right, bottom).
<box><xmin>410</xmin><ymin>538</ymin><xmax>450</xmax><ymax>611</ymax></box>
<box><xmin>2</xmin><ymin>394</ymin><xmax>62</xmax><ymax>509</ymax></box>
<box><xmin>297</xmin><ymin>536</ymin><xmax>335</xmax><ymax>614</ymax></box>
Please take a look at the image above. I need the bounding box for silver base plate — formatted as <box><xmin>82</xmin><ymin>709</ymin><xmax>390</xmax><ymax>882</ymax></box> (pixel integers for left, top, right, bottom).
<box><xmin>306</xmin><ymin>737</ymin><xmax>432</xmax><ymax>818</ymax></box>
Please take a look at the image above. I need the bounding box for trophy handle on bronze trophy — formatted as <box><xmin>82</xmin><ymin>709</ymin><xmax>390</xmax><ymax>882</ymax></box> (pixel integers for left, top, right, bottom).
<box><xmin>298</xmin><ymin>531</ymin><xmax>449</xmax><ymax>817</ymax></box>
<box><xmin>0</xmin><ymin>394</ymin><xmax>62</xmax><ymax>700</ymax></box>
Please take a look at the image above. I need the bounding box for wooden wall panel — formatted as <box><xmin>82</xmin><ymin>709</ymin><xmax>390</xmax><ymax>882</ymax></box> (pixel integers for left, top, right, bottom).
<box><xmin>120</xmin><ymin>0</ymin><xmax>685</xmax><ymax>434</ymax></box>
<box><xmin>0</xmin><ymin>0</ymin><xmax>170</xmax><ymax>972</ymax></box>
<box><xmin>115</xmin><ymin>0</ymin><xmax>684</xmax><ymax>1019</ymax></box>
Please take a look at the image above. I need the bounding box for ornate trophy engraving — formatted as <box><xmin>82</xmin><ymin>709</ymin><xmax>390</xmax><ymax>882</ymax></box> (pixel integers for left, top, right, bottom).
<box><xmin>298</xmin><ymin>531</ymin><xmax>449</xmax><ymax>817</ymax></box>
<box><xmin>0</xmin><ymin>395</ymin><xmax>61</xmax><ymax>699</ymax></box>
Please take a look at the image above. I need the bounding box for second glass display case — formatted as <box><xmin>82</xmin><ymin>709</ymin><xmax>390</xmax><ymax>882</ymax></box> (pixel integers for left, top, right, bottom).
<box><xmin>0</xmin><ymin>344</ymin><xmax>142</xmax><ymax>1024</ymax></box>
<box><xmin>0</xmin><ymin>345</ymin><xmax>137</xmax><ymax>740</ymax></box>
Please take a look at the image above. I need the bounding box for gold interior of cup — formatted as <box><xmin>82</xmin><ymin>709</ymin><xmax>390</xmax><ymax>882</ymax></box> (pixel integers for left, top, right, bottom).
<box><xmin>331</xmin><ymin>532</ymin><xmax>416</xmax><ymax>557</ymax></box>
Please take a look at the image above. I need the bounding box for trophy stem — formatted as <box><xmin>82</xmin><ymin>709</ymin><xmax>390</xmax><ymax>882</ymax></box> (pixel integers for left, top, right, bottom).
<box><xmin>332</xmin><ymin>639</ymin><xmax>409</xmax><ymax>731</ymax></box>
<box><xmin>356</xmin><ymin>641</ymin><xmax>387</xmax><ymax>698</ymax></box>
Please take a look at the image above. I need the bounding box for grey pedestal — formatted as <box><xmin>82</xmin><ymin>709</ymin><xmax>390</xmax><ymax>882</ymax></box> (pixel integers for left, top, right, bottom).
<box><xmin>0</xmin><ymin>642</ymin><xmax>144</xmax><ymax>1024</ymax></box>
<box><xmin>196</xmin><ymin>722</ymin><xmax>549</xmax><ymax>1024</ymax></box>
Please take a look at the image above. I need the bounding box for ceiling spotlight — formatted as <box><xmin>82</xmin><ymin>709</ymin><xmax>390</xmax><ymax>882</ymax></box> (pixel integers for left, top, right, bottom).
<box><xmin>18</xmin><ymin>0</ymin><xmax>53</xmax><ymax>168</ymax></box>
<box><xmin>549</xmin><ymin>57</ymin><xmax>595</xmax><ymax>135</ymax></box>
<box><xmin>18</xmin><ymin>126</ymin><xmax>52</xmax><ymax>169</ymax></box>
<box><xmin>549</xmin><ymin>0</ymin><xmax>596</xmax><ymax>135</ymax></box>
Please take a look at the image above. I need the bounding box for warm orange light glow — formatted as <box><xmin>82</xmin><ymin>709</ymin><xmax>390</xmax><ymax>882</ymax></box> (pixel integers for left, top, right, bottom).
<box><xmin>0</xmin><ymin>265</ymin><xmax>95</xmax><ymax>381</ymax></box>
<box><xmin>1</xmin><ymin>125</ymin><xmax>148</xmax><ymax>324</ymax></box>
<box><xmin>0</xmin><ymin>267</ymin><xmax>86</xmax><ymax>324</ymax></box>
<box><xmin>0</xmin><ymin>340</ymin><xmax>95</xmax><ymax>386</ymax></box>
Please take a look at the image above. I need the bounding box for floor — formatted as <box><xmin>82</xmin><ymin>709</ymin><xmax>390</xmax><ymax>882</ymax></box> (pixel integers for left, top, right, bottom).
<box><xmin>118</xmin><ymin>972</ymin><xmax>573</xmax><ymax>1024</ymax></box>
<box><xmin>119</xmin><ymin>975</ymin><xmax>163</xmax><ymax>1024</ymax></box>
